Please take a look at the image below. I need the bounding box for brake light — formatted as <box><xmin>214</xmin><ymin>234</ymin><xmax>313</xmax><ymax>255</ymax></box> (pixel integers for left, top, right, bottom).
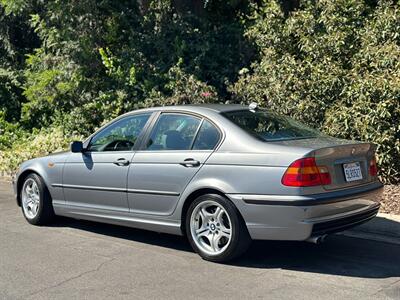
<box><xmin>281</xmin><ymin>157</ymin><xmax>331</xmax><ymax>187</ymax></box>
<box><xmin>369</xmin><ymin>156</ymin><xmax>378</xmax><ymax>176</ymax></box>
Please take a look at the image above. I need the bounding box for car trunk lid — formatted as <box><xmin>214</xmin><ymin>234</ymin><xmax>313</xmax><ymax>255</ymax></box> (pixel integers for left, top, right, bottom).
<box><xmin>271</xmin><ymin>137</ymin><xmax>377</xmax><ymax>191</ymax></box>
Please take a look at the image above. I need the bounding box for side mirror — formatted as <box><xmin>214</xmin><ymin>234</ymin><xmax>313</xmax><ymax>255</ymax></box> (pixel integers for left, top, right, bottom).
<box><xmin>70</xmin><ymin>141</ymin><xmax>84</xmax><ymax>153</ymax></box>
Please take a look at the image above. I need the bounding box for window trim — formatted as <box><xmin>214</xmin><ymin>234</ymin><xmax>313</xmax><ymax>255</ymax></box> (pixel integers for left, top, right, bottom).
<box><xmin>139</xmin><ymin>111</ymin><xmax>223</xmax><ymax>152</ymax></box>
<box><xmin>189</xmin><ymin>118</ymin><xmax>204</xmax><ymax>150</ymax></box>
<box><xmin>84</xmin><ymin>112</ymin><xmax>154</xmax><ymax>153</ymax></box>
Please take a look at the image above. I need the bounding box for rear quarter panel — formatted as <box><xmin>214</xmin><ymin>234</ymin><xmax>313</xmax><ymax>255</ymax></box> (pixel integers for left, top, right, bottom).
<box><xmin>171</xmin><ymin>150</ymin><xmax>316</xmax><ymax>220</ymax></box>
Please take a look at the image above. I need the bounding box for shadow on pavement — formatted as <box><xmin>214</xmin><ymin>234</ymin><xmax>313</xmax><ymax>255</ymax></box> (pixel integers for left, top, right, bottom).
<box><xmin>50</xmin><ymin>217</ymin><xmax>400</xmax><ymax>279</ymax></box>
<box><xmin>236</xmin><ymin>237</ymin><xmax>400</xmax><ymax>279</ymax></box>
<box><xmin>351</xmin><ymin>215</ymin><xmax>400</xmax><ymax>238</ymax></box>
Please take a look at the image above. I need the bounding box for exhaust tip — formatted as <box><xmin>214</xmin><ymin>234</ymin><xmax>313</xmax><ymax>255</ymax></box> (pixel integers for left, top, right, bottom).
<box><xmin>306</xmin><ymin>235</ymin><xmax>328</xmax><ymax>244</ymax></box>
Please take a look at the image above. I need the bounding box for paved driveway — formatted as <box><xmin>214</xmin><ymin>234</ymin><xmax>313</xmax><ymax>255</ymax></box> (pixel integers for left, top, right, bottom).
<box><xmin>0</xmin><ymin>181</ymin><xmax>399</xmax><ymax>299</ymax></box>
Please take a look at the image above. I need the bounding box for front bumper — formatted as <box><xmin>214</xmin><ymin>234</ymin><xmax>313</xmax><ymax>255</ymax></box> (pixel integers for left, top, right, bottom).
<box><xmin>227</xmin><ymin>182</ymin><xmax>383</xmax><ymax>240</ymax></box>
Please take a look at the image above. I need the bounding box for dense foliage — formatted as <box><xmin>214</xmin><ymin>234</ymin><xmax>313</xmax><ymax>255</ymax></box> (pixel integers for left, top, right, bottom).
<box><xmin>231</xmin><ymin>0</ymin><xmax>400</xmax><ymax>183</ymax></box>
<box><xmin>0</xmin><ymin>0</ymin><xmax>399</xmax><ymax>183</ymax></box>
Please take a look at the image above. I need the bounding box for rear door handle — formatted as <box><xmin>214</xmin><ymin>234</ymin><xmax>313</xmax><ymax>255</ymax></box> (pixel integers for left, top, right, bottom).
<box><xmin>179</xmin><ymin>158</ymin><xmax>200</xmax><ymax>168</ymax></box>
<box><xmin>113</xmin><ymin>158</ymin><xmax>130</xmax><ymax>166</ymax></box>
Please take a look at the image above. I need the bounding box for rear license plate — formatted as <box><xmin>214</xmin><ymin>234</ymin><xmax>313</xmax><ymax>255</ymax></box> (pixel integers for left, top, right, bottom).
<box><xmin>343</xmin><ymin>162</ymin><xmax>363</xmax><ymax>182</ymax></box>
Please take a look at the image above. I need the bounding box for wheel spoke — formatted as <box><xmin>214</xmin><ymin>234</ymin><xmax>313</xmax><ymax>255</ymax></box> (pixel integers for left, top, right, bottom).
<box><xmin>198</xmin><ymin>232</ymin><xmax>210</xmax><ymax>241</ymax></box>
<box><xmin>216</xmin><ymin>207</ymin><xmax>225</xmax><ymax>224</ymax></box>
<box><xmin>33</xmin><ymin>183</ymin><xmax>39</xmax><ymax>195</ymax></box>
<box><xmin>210</xmin><ymin>233</ymin><xmax>220</xmax><ymax>252</ymax></box>
<box><xmin>196</xmin><ymin>227</ymin><xmax>208</xmax><ymax>236</ymax></box>
<box><xmin>32</xmin><ymin>203</ymin><xmax>38</xmax><ymax>214</ymax></box>
<box><xmin>198</xmin><ymin>208</ymin><xmax>207</xmax><ymax>223</ymax></box>
<box><xmin>220</xmin><ymin>225</ymin><xmax>231</xmax><ymax>236</ymax></box>
<box><xmin>201</xmin><ymin>207</ymin><xmax>212</xmax><ymax>219</ymax></box>
<box><xmin>33</xmin><ymin>194</ymin><xmax>40</xmax><ymax>203</ymax></box>
<box><xmin>26</xmin><ymin>185</ymin><xmax>32</xmax><ymax>195</ymax></box>
<box><xmin>213</xmin><ymin>207</ymin><xmax>222</xmax><ymax>220</ymax></box>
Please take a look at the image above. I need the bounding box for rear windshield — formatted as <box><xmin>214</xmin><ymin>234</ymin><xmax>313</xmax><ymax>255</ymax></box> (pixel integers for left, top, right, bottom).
<box><xmin>222</xmin><ymin>110</ymin><xmax>323</xmax><ymax>141</ymax></box>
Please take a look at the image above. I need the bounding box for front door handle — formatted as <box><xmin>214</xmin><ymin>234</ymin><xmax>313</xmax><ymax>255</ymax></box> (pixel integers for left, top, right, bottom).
<box><xmin>113</xmin><ymin>158</ymin><xmax>130</xmax><ymax>166</ymax></box>
<box><xmin>179</xmin><ymin>158</ymin><xmax>200</xmax><ymax>168</ymax></box>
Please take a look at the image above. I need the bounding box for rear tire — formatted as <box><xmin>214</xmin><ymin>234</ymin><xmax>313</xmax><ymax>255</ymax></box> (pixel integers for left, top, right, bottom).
<box><xmin>185</xmin><ymin>194</ymin><xmax>251</xmax><ymax>262</ymax></box>
<box><xmin>20</xmin><ymin>173</ymin><xmax>55</xmax><ymax>225</ymax></box>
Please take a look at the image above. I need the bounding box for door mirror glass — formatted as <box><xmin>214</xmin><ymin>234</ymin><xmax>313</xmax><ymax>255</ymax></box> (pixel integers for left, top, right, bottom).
<box><xmin>147</xmin><ymin>114</ymin><xmax>201</xmax><ymax>150</ymax></box>
<box><xmin>71</xmin><ymin>141</ymin><xmax>84</xmax><ymax>153</ymax></box>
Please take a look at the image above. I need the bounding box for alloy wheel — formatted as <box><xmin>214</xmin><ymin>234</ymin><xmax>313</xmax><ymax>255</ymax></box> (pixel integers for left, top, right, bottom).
<box><xmin>189</xmin><ymin>200</ymin><xmax>232</xmax><ymax>256</ymax></box>
<box><xmin>22</xmin><ymin>178</ymin><xmax>40</xmax><ymax>219</ymax></box>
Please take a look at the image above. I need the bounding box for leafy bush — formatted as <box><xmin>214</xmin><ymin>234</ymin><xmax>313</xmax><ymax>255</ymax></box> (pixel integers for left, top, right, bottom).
<box><xmin>231</xmin><ymin>0</ymin><xmax>400</xmax><ymax>183</ymax></box>
<box><xmin>144</xmin><ymin>61</ymin><xmax>220</xmax><ymax>107</ymax></box>
<box><xmin>0</xmin><ymin>127</ymin><xmax>82</xmax><ymax>175</ymax></box>
<box><xmin>0</xmin><ymin>111</ymin><xmax>26</xmax><ymax>150</ymax></box>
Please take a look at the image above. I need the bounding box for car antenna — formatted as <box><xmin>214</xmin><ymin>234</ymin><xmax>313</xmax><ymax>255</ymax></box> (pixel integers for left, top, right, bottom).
<box><xmin>249</xmin><ymin>102</ymin><xmax>258</xmax><ymax>111</ymax></box>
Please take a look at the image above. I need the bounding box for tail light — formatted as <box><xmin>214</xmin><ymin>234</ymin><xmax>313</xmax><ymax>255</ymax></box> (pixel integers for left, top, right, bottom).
<box><xmin>281</xmin><ymin>157</ymin><xmax>331</xmax><ymax>187</ymax></box>
<box><xmin>369</xmin><ymin>156</ymin><xmax>378</xmax><ymax>176</ymax></box>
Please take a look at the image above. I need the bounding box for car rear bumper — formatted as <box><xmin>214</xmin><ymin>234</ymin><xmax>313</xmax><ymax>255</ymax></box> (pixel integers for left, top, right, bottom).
<box><xmin>227</xmin><ymin>182</ymin><xmax>383</xmax><ymax>240</ymax></box>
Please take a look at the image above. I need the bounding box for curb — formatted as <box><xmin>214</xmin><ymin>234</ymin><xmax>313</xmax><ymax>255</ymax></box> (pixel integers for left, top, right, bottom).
<box><xmin>342</xmin><ymin>213</ymin><xmax>400</xmax><ymax>244</ymax></box>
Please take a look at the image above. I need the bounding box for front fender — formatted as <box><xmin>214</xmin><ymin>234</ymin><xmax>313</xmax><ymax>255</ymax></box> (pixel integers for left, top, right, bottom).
<box><xmin>14</xmin><ymin>156</ymin><xmax>66</xmax><ymax>206</ymax></box>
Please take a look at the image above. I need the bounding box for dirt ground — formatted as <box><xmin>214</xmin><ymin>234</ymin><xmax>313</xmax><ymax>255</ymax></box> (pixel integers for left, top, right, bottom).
<box><xmin>380</xmin><ymin>185</ymin><xmax>400</xmax><ymax>215</ymax></box>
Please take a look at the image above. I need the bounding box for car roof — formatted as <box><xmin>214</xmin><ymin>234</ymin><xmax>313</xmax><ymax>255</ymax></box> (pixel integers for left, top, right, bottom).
<box><xmin>127</xmin><ymin>104</ymin><xmax>248</xmax><ymax>115</ymax></box>
<box><xmin>170</xmin><ymin>104</ymin><xmax>247</xmax><ymax>113</ymax></box>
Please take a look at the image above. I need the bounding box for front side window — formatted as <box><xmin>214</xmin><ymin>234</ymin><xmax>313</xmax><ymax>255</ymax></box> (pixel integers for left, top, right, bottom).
<box><xmin>223</xmin><ymin>110</ymin><xmax>323</xmax><ymax>141</ymax></box>
<box><xmin>147</xmin><ymin>114</ymin><xmax>201</xmax><ymax>150</ymax></box>
<box><xmin>88</xmin><ymin>114</ymin><xmax>151</xmax><ymax>152</ymax></box>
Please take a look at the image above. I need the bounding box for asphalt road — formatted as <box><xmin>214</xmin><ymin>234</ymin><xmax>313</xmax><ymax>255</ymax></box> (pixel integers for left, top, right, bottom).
<box><xmin>1</xmin><ymin>181</ymin><xmax>399</xmax><ymax>300</ymax></box>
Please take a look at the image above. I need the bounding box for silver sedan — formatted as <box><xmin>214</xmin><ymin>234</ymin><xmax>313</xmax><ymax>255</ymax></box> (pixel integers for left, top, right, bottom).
<box><xmin>13</xmin><ymin>104</ymin><xmax>383</xmax><ymax>262</ymax></box>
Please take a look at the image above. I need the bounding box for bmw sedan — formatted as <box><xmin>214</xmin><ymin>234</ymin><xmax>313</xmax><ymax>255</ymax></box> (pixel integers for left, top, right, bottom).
<box><xmin>13</xmin><ymin>104</ymin><xmax>383</xmax><ymax>262</ymax></box>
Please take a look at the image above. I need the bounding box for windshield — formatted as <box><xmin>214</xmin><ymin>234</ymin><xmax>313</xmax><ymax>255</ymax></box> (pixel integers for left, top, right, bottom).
<box><xmin>222</xmin><ymin>110</ymin><xmax>323</xmax><ymax>141</ymax></box>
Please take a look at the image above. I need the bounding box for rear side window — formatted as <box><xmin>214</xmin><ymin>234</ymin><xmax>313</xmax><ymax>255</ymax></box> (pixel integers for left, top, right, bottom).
<box><xmin>192</xmin><ymin>120</ymin><xmax>221</xmax><ymax>150</ymax></box>
<box><xmin>147</xmin><ymin>114</ymin><xmax>201</xmax><ymax>150</ymax></box>
<box><xmin>223</xmin><ymin>110</ymin><xmax>323</xmax><ymax>141</ymax></box>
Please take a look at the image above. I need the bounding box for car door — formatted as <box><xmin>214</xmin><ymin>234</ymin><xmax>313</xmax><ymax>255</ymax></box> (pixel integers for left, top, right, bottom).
<box><xmin>63</xmin><ymin>113</ymin><xmax>152</xmax><ymax>212</ymax></box>
<box><xmin>127</xmin><ymin>112</ymin><xmax>222</xmax><ymax>215</ymax></box>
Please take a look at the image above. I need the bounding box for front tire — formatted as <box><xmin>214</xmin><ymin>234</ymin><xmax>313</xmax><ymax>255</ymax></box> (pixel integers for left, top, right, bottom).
<box><xmin>185</xmin><ymin>194</ymin><xmax>251</xmax><ymax>262</ymax></box>
<box><xmin>20</xmin><ymin>173</ymin><xmax>55</xmax><ymax>225</ymax></box>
